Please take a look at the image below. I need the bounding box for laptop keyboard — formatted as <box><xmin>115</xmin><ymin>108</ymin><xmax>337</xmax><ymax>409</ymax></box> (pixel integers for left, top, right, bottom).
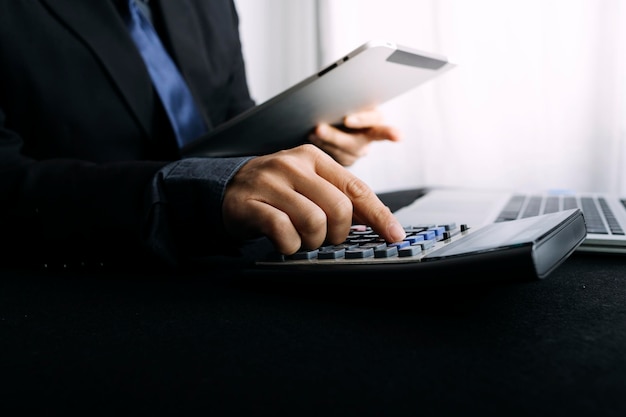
<box><xmin>496</xmin><ymin>194</ymin><xmax>625</xmax><ymax>235</ymax></box>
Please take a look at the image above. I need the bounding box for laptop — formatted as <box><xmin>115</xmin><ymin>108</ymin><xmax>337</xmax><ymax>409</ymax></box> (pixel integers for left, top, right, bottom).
<box><xmin>392</xmin><ymin>187</ymin><xmax>626</xmax><ymax>254</ymax></box>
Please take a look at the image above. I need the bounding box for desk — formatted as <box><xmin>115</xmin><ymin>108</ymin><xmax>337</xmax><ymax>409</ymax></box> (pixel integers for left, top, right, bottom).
<box><xmin>2</xmin><ymin>189</ymin><xmax>626</xmax><ymax>416</ymax></box>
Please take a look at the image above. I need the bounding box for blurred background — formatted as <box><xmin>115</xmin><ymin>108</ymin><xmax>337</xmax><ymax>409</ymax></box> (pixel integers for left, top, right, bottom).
<box><xmin>234</xmin><ymin>0</ymin><xmax>626</xmax><ymax>195</ymax></box>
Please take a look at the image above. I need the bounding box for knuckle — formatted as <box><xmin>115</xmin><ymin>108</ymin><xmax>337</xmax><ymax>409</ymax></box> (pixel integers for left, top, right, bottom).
<box><xmin>299</xmin><ymin>210</ymin><xmax>328</xmax><ymax>249</ymax></box>
<box><xmin>331</xmin><ymin>196</ymin><xmax>353</xmax><ymax>221</ymax></box>
<box><xmin>300</xmin><ymin>209</ymin><xmax>327</xmax><ymax>235</ymax></box>
<box><xmin>298</xmin><ymin>143</ymin><xmax>327</xmax><ymax>161</ymax></box>
<box><xmin>344</xmin><ymin>176</ymin><xmax>371</xmax><ymax>201</ymax></box>
<box><xmin>270</xmin><ymin>147</ymin><xmax>318</xmax><ymax>173</ymax></box>
<box><xmin>264</xmin><ymin>213</ymin><xmax>301</xmax><ymax>255</ymax></box>
<box><xmin>300</xmin><ymin>143</ymin><xmax>319</xmax><ymax>152</ymax></box>
<box><xmin>325</xmin><ymin>198</ymin><xmax>353</xmax><ymax>244</ymax></box>
<box><xmin>370</xmin><ymin>204</ymin><xmax>394</xmax><ymax>226</ymax></box>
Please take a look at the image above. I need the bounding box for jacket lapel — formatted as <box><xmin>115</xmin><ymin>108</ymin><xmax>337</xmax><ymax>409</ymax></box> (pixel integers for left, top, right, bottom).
<box><xmin>157</xmin><ymin>0</ymin><xmax>214</xmax><ymax>130</ymax></box>
<box><xmin>40</xmin><ymin>0</ymin><xmax>155</xmax><ymax>137</ymax></box>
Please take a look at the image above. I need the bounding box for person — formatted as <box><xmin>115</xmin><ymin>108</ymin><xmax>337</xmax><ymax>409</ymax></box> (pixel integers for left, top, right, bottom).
<box><xmin>0</xmin><ymin>0</ymin><xmax>405</xmax><ymax>270</ymax></box>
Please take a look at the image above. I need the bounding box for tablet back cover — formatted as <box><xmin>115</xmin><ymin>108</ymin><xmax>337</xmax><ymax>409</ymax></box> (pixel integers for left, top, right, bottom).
<box><xmin>182</xmin><ymin>40</ymin><xmax>455</xmax><ymax>158</ymax></box>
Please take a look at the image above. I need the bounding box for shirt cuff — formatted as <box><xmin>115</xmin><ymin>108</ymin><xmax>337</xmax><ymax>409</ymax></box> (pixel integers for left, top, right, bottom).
<box><xmin>144</xmin><ymin>156</ymin><xmax>254</xmax><ymax>266</ymax></box>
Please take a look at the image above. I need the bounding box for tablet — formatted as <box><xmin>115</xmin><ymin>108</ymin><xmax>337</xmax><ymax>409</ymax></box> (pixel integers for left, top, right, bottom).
<box><xmin>181</xmin><ymin>40</ymin><xmax>455</xmax><ymax>158</ymax></box>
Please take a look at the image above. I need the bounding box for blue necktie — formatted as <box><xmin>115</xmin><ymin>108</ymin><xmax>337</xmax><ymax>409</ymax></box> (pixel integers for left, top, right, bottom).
<box><xmin>124</xmin><ymin>0</ymin><xmax>206</xmax><ymax>148</ymax></box>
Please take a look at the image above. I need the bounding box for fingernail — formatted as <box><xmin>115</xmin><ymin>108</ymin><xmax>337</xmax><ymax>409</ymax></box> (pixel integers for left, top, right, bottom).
<box><xmin>345</xmin><ymin>115</ymin><xmax>359</xmax><ymax>126</ymax></box>
<box><xmin>388</xmin><ymin>222</ymin><xmax>406</xmax><ymax>242</ymax></box>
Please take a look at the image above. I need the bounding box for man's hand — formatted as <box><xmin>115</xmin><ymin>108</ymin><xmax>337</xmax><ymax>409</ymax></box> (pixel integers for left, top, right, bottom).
<box><xmin>308</xmin><ymin>108</ymin><xmax>402</xmax><ymax>166</ymax></box>
<box><xmin>222</xmin><ymin>144</ymin><xmax>406</xmax><ymax>255</ymax></box>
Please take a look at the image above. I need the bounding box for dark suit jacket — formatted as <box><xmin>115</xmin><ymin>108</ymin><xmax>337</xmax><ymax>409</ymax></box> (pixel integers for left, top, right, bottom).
<box><xmin>0</xmin><ymin>0</ymin><xmax>255</xmax><ymax>268</ymax></box>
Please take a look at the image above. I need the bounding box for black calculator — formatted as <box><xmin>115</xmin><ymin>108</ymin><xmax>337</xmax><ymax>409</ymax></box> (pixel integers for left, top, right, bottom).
<box><xmin>234</xmin><ymin>208</ymin><xmax>586</xmax><ymax>285</ymax></box>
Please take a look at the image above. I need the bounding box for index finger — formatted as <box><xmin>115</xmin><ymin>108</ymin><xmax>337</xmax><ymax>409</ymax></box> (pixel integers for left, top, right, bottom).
<box><xmin>312</xmin><ymin>149</ymin><xmax>406</xmax><ymax>243</ymax></box>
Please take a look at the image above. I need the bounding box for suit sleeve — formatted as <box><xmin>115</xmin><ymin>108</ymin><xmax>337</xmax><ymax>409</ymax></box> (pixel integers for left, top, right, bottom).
<box><xmin>0</xmin><ymin>110</ymin><xmax>167</xmax><ymax>269</ymax></box>
<box><xmin>0</xmin><ymin>113</ymin><xmax>254</xmax><ymax>270</ymax></box>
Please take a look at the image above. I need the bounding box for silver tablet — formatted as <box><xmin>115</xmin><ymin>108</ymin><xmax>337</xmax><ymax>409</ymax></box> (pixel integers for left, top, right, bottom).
<box><xmin>182</xmin><ymin>40</ymin><xmax>455</xmax><ymax>158</ymax></box>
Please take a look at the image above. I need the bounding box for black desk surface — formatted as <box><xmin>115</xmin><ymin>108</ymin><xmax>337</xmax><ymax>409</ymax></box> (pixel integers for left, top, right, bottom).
<box><xmin>3</xmin><ymin>189</ymin><xmax>626</xmax><ymax>417</ymax></box>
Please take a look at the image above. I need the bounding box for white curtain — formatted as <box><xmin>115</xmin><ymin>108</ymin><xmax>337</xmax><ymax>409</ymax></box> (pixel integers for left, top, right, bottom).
<box><xmin>235</xmin><ymin>0</ymin><xmax>320</xmax><ymax>103</ymax></box>
<box><xmin>318</xmin><ymin>0</ymin><xmax>626</xmax><ymax>194</ymax></box>
<box><xmin>236</xmin><ymin>0</ymin><xmax>626</xmax><ymax>195</ymax></box>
